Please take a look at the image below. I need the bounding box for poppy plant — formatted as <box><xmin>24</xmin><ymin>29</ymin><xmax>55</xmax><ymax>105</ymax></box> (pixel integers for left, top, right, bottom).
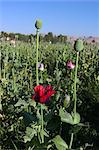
<box><xmin>32</xmin><ymin>85</ymin><xmax>56</xmax><ymax>104</ymax></box>
<box><xmin>67</xmin><ymin>60</ymin><xmax>75</xmax><ymax>69</ymax></box>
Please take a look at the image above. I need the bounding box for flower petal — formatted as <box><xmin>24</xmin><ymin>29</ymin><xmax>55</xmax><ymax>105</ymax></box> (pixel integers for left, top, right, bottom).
<box><xmin>34</xmin><ymin>85</ymin><xmax>45</xmax><ymax>97</ymax></box>
<box><xmin>67</xmin><ymin>60</ymin><xmax>75</xmax><ymax>69</ymax></box>
<box><xmin>47</xmin><ymin>90</ymin><xmax>56</xmax><ymax>97</ymax></box>
<box><xmin>40</xmin><ymin>90</ymin><xmax>56</xmax><ymax>103</ymax></box>
<box><xmin>39</xmin><ymin>95</ymin><xmax>48</xmax><ymax>103</ymax></box>
<box><xmin>45</xmin><ymin>85</ymin><xmax>52</xmax><ymax>91</ymax></box>
<box><xmin>32</xmin><ymin>85</ymin><xmax>56</xmax><ymax>104</ymax></box>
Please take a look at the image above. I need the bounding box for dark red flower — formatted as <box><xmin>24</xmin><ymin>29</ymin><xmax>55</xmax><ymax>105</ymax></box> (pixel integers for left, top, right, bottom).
<box><xmin>32</xmin><ymin>85</ymin><xmax>56</xmax><ymax>104</ymax></box>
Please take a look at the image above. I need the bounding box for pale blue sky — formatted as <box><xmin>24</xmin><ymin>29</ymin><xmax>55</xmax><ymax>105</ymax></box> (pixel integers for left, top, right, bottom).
<box><xmin>0</xmin><ymin>0</ymin><xmax>99</xmax><ymax>36</ymax></box>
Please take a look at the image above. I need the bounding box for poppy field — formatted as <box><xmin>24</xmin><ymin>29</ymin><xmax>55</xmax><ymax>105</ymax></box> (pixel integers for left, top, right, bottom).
<box><xmin>0</xmin><ymin>21</ymin><xmax>99</xmax><ymax>150</ymax></box>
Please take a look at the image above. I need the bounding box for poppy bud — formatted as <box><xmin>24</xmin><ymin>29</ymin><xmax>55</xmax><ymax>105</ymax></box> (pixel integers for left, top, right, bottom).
<box><xmin>35</xmin><ymin>19</ymin><xmax>42</xmax><ymax>30</ymax></box>
<box><xmin>64</xmin><ymin>94</ymin><xmax>70</xmax><ymax>108</ymax></box>
<box><xmin>74</xmin><ymin>39</ymin><xmax>84</xmax><ymax>52</ymax></box>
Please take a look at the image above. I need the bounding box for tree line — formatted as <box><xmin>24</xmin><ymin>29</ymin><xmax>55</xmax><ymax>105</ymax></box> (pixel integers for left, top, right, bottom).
<box><xmin>0</xmin><ymin>31</ymin><xmax>68</xmax><ymax>43</ymax></box>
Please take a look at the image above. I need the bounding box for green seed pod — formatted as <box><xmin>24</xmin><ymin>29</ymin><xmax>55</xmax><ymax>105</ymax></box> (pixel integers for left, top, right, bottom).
<box><xmin>35</xmin><ymin>19</ymin><xmax>42</xmax><ymax>30</ymax></box>
<box><xmin>74</xmin><ymin>39</ymin><xmax>84</xmax><ymax>52</ymax></box>
<box><xmin>64</xmin><ymin>94</ymin><xmax>70</xmax><ymax>108</ymax></box>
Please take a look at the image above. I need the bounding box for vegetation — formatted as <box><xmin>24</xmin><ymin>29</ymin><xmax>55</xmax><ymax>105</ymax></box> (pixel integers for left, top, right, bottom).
<box><xmin>0</xmin><ymin>22</ymin><xmax>99</xmax><ymax>150</ymax></box>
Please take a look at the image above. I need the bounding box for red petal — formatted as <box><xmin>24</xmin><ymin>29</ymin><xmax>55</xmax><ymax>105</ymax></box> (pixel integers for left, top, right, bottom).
<box><xmin>40</xmin><ymin>90</ymin><xmax>56</xmax><ymax>104</ymax></box>
<box><xmin>39</xmin><ymin>87</ymin><xmax>45</xmax><ymax>97</ymax></box>
<box><xmin>34</xmin><ymin>85</ymin><xmax>43</xmax><ymax>92</ymax></box>
<box><xmin>34</xmin><ymin>85</ymin><xmax>45</xmax><ymax>97</ymax></box>
<box><xmin>39</xmin><ymin>95</ymin><xmax>48</xmax><ymax>103</ymax></box>
<box><xmin>33</xmin><ymin>85</ymin><xmax>56</xmax><ymax>104</ymax></box>
<box><xmin>47</xmin><ymin>90</ymin><xmax>56</xmax><ymax>97</ymax></box>
<box><xmin>45</xmin><ymin>85</ymin><xmax>52</xmax><ymax>91</ymax></box>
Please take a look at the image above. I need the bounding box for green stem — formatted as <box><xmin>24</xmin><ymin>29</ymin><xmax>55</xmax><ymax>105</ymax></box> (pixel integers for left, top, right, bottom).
<box><xmin>0</xmin><ymin>48</ymin><xmax>1</xmax><ymax>80</ymax></box>
<box><xmin>12</xmin><ymin>68</ymin><xmax>16</xmax><ymax>92</ymax></box>
<box><xmin>36</xmin><ymin>30</ymin><xmax>39</xmax><ymax>85</ymax></box>
<box><xmin>25</xmin><ymin>63</ymin><xmax>27</xmax><ymax>79</ymax></box>
<box><xmin>0</xmin><ymin>48</ymin><xmax>2</xmax><ymax>111</ymax></box>
<box><xmin>36</xmin><ymin>29</ymin><xmax>44</xmax><ymax>143</ymax></box>
<box><xmin>69</xmin><ymin>133</ymin><xmax>74</xmax><ymax>149</ymax></box>
<box><xmin>30</xmin><ymin>73</ymin><xmax>32</xmax><ymax>90</ymax></box>
<box><xmin>41</xmin><ymin>104</ymin><xmax>44</xmax><ymax>143</ymax></box>
<box><xmin>41</xmin><ymin>71</ymin><xmax>43</xmax><ymax>83</ymax></box>
<box><xmin>40</xmin><ymin>71</ymin><xmax>44</xmax><ymax>143</ymax></box>
<box><xmin>3</xmin><ymin>63</ymin><xmax>5</xmax><ymax>79</ymax></box>
<box><xmin>40</xmin><ymin>72</ymin><xmax>44</xmax><ymax>143</ymax></box>
<box><xmin>56</xmin><ymin>60</ymin><xmax>59</xmax><ymax>85</ymax></box>
<box><xmin>69</xmin><ymin>51</ymin><xmax>79</xmax><ymax>150</ymax></box>
<box><xmin>74</xmin><ymin>52</ymin><xmax>79</xmax><ymax>117</ymax></box>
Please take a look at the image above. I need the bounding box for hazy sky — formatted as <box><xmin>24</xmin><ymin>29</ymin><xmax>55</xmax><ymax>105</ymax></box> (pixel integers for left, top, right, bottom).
<box><xmin>0</xmin><ymin>0</ymin><xmax>99</xmax><ymax>36</ymax></box>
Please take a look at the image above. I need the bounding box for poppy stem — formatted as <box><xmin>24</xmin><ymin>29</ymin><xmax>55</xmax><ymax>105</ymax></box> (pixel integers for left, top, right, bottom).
<box><xmin>74</xmin><ymin>52</ymin><xmax>79</xmax><ymax>117</ymax></box>
<box><xmin>36</xmin><ymin>29</ymin><xmax>39</xmax><ymax>85</ymax></box>
<box><xmin>69</xmin><ymin>133</ymin><xmax>74</xmax><ymax>149</ymax></box>
<box><xmin>41</xmin><ymin>71</ymin><xmax>43</xmax><ymax>83</ymax></box>
<box><xmin>36</xmin><ymin>29</ymin><xmax>44</xmax><ymax>143</ymax></box>
<box><xmin>0</xmin><ymin>48</ymin><xmax>2</xmax><ymax>111</ymax></box>
<box><xmin>41</xmin><ymin>104</ymin><xmax>44</xmax><ymax>143</ymax></box>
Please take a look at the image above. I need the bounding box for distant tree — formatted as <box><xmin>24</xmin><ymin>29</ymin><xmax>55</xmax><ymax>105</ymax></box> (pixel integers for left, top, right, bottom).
<box><xmin>15</xmin><ymin>34</ymin><xmax>19</xmax><ymax>41</ymax></box>
<box><xmin>57</xmin><ymin>34</ymin><xmax>67</xmax><ymax>43</ymax></box>
<box><xmin>9</xmin><ymin>33</ymin><xmax>15</xmax><ymax>39</ymax></box>
<box><xmin>53</xmin><ymin>35</ymin><xmax>58</xmax><ymax>43</ymax></box>
<box><xmin>57</xmin><ymin>34</ymin><xmax>63</xmax><ymax>43</ymax></box>
<box><xmin>0</xmin><ymin>31</ymin><xmax>68</xmax><ymax>43</ymax></box>
<box><xmin>44</xmin><ymin>32</ymin><xmax>54</xmax><ymax>43</ymax></box>
<box><xmin>47</xmin><ymin>32</ymin><xmax>54</xmax><ymax>42</ymax></box>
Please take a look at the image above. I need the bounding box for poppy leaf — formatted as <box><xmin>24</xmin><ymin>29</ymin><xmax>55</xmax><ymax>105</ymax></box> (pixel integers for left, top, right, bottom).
<box><xmin>52</xmin><ymin>135</ymin><xmax>68</xmax><ymax>150</ymax></box>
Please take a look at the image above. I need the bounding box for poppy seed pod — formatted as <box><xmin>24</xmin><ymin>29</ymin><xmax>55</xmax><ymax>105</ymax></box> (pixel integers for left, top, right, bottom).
<box><xmin>74</xmin><ymin>39</ymin><xmax>84</xmax><ymax>52</ymax></box>
<box><xmin>35</xmin><ymin>19</ymin><xmax>42</xmax><ymax>30</ymax></box>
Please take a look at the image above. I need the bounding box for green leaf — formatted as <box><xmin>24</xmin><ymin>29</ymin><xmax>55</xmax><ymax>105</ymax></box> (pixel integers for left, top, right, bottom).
<box><xmin>0</xmin><ymin>103</ymin><xmax>2</xmax><ymax>111</ymax></box>
<box><xmin>29</xmin><ymin>99</ymin><xmax>36</xmax><ymax>107</ymax></box>
<box><xmin>40</xmin><ymin>129</ymin><xmax>49</xmax><ymax>137</ymax></box>
<box><xmin>52</xmin><ymin>135</ymin><xmax>68</xmax><ymax>150</ymax></box>
<box><xmin>24</xmin><ymin>136</ymin><xmax>31</xmax><ymax>143</ymax></box>
<box><xmin>23</xmin><ymin>112</ymin><xmax>38</xmax><ymax>126</ymax></box>
<box><xmin>11</xmin><ymin>140</ymin><xmax>18</xmax><ymax>150</ymax></box>
<box><xmin>59</xmin><ymin>108</ymin><xmax>80</xmax><ymax>125</ymax></box>
<box><xmin>59</xmin><ymin>108</ymin><xmax>74</xmax><ymax>125</ymax></box>
<box><xmin>24</xmin><ymin>127</ymin><xmax>36</xmax><ymax>143</ymax></box>
<box><xmin>72</xmin><ymin>112</ymin><xmax>80</xmax><ymax>125</ymax></box>
<box><xmin>8</xmin><ymin>124</ymin><xmax>14</xmax><ymax>132</ymax></box>
<box><xmin>15</xmin><ymin>99</ymin><xmax>28</xmax><ymax>107</ymax></box>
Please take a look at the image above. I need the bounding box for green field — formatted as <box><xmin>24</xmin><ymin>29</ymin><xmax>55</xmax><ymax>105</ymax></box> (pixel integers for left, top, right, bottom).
<box><xmin>0</xmin><ymin>37</ymin><xmax>99</xmax><ymax>150</ymax></box>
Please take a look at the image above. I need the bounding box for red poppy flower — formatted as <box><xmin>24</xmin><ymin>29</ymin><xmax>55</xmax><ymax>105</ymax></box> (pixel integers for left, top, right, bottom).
<box><xmin>32</xmin><ymin>85</ymin><xmax>56</xmax><ymax>104</ymax></box>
